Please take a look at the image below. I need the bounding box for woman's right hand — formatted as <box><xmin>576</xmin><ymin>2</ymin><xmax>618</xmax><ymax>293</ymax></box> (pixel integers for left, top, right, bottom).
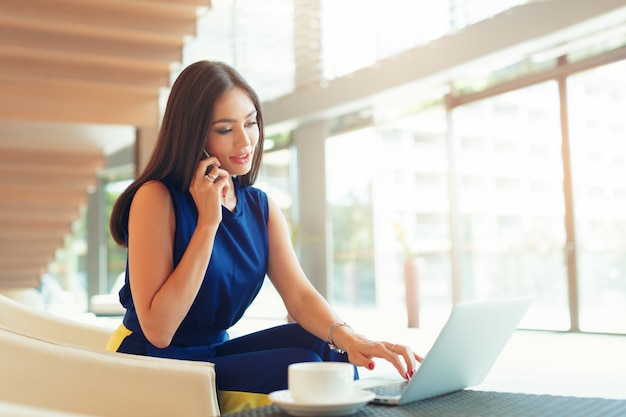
<box><xmin>190</xmin><ymin>156</ymin><xmax>230</xmax><ymax>227</ymax></box>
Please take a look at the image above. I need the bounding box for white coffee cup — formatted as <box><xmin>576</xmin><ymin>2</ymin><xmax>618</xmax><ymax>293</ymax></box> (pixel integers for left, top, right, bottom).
<box><xmin>288</xmin><ymin>362</ymin><xmax>354</xmax><ymax>404</ymax></box>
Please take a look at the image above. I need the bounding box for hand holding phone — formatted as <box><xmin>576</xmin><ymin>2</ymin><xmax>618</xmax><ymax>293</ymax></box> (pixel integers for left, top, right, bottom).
<box><xmin>203</xmin><ymin>149</ymin><xmax>215</xmax><ymax>177</ymax></box>
<box><xmin>198</xmin><ymin>148</ymin><xmax>230</xmax><ymax>204</ymax></box>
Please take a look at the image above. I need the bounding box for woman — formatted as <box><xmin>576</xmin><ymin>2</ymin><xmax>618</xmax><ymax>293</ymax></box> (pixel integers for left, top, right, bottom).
<box><xmin>106</xmin><ymin>60</ymin><xmax>421</xmax><ymax>412</ymax></box>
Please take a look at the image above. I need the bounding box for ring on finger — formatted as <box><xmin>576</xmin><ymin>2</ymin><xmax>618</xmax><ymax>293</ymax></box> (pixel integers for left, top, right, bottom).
<box><xmin>205</xmin><ymin>173</ymin><xmax>217</xmax><ymax>182</ymax></box>
<box><xmin>390</xmin><ymin>343</ymin><xmax>398</xmax><ymax>353</ymax></box>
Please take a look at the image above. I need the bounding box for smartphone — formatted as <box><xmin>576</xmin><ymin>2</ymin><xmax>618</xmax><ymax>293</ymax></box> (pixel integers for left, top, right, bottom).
<box><xmin>202</xmin><ymin>149</ymin><xmax>218</xmax><ymax>180</ymax></box>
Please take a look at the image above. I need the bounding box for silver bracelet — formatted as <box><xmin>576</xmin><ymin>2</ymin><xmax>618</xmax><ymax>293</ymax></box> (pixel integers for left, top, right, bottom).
<box><xmin>327</xmin><ymin>322</ymin><xmax>351</xmax><ymax>354</ymax></box>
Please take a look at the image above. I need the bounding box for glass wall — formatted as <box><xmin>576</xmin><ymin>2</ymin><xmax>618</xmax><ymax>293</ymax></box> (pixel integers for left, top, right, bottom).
<box><xmin>322</xmin><ymin>105</ymin><xmax>455</xmax><ymax>326</ymax></box>
<box><xmin>451</xmin><ymin>82</ymin><xmax>569</xmax><ymax>330</ymax></box>
<box><xmin>41</xmin><ymin>208</ymin><xmax>89</xmax><ymax>311</ymax></box>
<box><xmin>322</xmin><ymin>56</ymin><xmax>626</xmax><ymax>333</ymax></box>
<box><xmin>326</xmin><ymin>128</ymin><xmax>377</xmax><ymax>306</ymax></box>
<box><xmin>568</xmin><ymin>60</ymin><xmax>626</xmax><ymax>333</ymax></box>
<box><xmin>374</xmin><ymin>107</ymin><xmax>453</xmax><ymax>324</ymax></box>
<box><xmin>103</xmin><ymin>175</ymin><xmax>133</xmax><ymax>293</ymax></box>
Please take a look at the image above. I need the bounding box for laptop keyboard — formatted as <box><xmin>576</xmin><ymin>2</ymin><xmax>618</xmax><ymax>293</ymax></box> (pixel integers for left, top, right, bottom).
<box><xmin>367</xmin><ymin>380</ymin><xmax>408</xmax><ymax>397</ymax></box>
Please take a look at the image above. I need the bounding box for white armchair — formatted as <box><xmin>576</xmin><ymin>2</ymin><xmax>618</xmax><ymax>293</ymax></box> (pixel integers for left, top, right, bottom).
<box><xmin>0</xmin><ymin>295</ymin><xmax>221</xmax><ymax>416</ymax></box>
<box><xmin>0</xmin><ymin>324</ymin><xmax>221</xmax><ymax>417</ymax></box>
<box><xmin>0</xmin><ymin>294</ymin><xmax>111</xmax><ymax>350</ymax></box>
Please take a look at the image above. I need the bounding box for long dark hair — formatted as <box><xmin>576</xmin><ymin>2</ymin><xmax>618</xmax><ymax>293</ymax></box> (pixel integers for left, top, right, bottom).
<box><xmin>110</xmin><ymin>61</ymin><xmax>265</xmax><ymax>246</ymax></box>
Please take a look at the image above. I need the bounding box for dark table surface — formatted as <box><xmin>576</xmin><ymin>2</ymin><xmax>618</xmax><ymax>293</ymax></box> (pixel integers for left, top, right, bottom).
<box><xmin>223</xmin><ymin>390</ymin><xmax>626</xmax><ymax>417</ymax></box>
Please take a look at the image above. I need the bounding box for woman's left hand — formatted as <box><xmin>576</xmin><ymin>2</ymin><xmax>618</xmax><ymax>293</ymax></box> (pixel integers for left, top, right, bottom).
<box><xmin>344</xmin><ymin>334</ymin><xmax>423</xmax><ymax>380</ymax></box>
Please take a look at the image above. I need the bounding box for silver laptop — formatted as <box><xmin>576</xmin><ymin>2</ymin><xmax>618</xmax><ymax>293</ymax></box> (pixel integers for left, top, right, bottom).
<box><xmin>363</xmin><ymin>297</ymin><xmax>531</xmax><ymax>405</ymax></box>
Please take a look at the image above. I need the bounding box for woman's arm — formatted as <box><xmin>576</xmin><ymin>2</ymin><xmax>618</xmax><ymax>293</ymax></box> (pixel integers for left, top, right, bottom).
<box><xmin>127</xmin><ymin>158</ymin><xmax>227</xmax><ymax>348</ymax></box>
<box><xmin>265</xmin><ymin>196</ymin><xmax>421</xmax><ymax>378</ymax></box>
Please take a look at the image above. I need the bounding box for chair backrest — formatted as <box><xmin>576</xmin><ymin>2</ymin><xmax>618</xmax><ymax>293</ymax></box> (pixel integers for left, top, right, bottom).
<box><xmin>0</xmin><ymin>295</ymin><xmax>112</xmax><ymax>350</ymax></box>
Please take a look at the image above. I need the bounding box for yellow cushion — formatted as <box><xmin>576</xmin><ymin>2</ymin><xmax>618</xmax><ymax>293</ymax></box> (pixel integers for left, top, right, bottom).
<box><xmin>218</xmin><ymin>390</ymin><xmax>273</xmax><ymax>414</ymax></box>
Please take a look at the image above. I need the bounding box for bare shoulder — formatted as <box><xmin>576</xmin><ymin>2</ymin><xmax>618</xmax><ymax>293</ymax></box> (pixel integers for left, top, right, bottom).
<box><xmin>266</xmin><ymin>194</ymin><xmax>292</xmax><ymax>243</ymax></box>
<box><xmin>132</xmin><ymin>180</ymin><xmax>172</xmax><ymax>210</ymax></box>
<box><xmin>266</xmin><ymin>193</ymin><xmax>280</xmax><ymax>211</ymax></box>
<box><xmin>266</xmin><ymin>194</ymin><xmax>287</xmax><ymax>223</ymax></box>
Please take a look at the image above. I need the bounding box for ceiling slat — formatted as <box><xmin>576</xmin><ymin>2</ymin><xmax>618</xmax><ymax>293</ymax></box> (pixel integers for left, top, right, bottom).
<box><xmin>0</xmin><ymin>238</ymin><xmax>64</xmax><ymax>249</ymax></box>
<box><xmin>0</xmin><ymin>223</ymin><xmax>73</xmax><ymax>237</ymax></box>
<box><xmin>131</xmin><ymin>0</ymin><xmax>211</xmax><ymax>7</ymax></box>
<box><xmin>0</xmin><ymin>187</ymin><xmax>89</xmax><ymax>205</ymax></box>
<box><xmin>0</xmin><ymin>0</ymin><xmax>201</xmax><ymax>37</ymax></box>
<box><xmin>0</xmin><ymin>277</ymin><xmax>44</xmax><ymax>289</ymax></box>
<box><xmin>0</xmin><ymin>163</ymin><xmax>100</xmax><ymax>178</ymax></box>
<box><xmin>0</xmin><ymin>175</ymin><xmax>96</xmax><ymax>190</ymax></box>
<box><xmin>0</xmin><ymin>77</ymin><xmax>160</xmax><ymax>126</ymax></box>
<box><xmin>0</xmin><ymin>257</ymin><xmax>52</xmax><ymax>269</ymax></box>
<box><xmin>0</xmin><ymin>168</ymin><xmax>98</xmax><ymax>188</ymax></box>
<box><xmin>0</xmin><ymin>16</ymin><xmax>185</xmax><ymax>63</ymax></box>
<box><xmin>0</xmin><ymin>210</ymin><xmax>80</xmax><ymax>224</ymax></box>
<box><xmin>0</xmin><ymin>149</ymin><xmax>103</xmax><ymax>165</ymax></box>
<box><xmin>0</xmin><ymin>46</ymin><xmax>171</xmax><ymax>89</ymax></box>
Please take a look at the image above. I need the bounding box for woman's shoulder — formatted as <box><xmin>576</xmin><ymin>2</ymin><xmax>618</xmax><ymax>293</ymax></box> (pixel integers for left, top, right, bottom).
<box><xmin>133</xmin><ymin>180</ymin><xmax>172</xmax><ymax>205</ymax></box>
<box><xmin>136</xmin><ymin>179</ymin><xmax>168</xmax><ymax>194</ymax></box>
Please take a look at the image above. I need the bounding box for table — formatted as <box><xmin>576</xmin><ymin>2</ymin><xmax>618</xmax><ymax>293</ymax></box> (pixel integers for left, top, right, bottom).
<box><xmin>223</xmin><ymin>390</ymin><xmax>626</xmax><ymax>417</ymax></box>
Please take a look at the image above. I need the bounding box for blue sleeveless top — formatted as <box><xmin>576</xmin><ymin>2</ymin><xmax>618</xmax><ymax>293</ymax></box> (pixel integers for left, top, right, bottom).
<box><xmin>118</xmin><ymin>178</ymin><xmax>269</xmax><ymax>360</ymax></box>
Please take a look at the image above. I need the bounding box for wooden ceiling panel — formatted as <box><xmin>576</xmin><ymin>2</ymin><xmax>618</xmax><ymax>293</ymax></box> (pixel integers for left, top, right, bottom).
<box><xmin>0</xmin><ymin>223</ymin><xmax>74</xmax><ymax>239</ymax></box>
<box><xmin>0</xmin><ymin>205</ymin><xmax>81</xmax><ymax>224</ymax></box>
<box><xmin>0</xmin><ymin>256</ymin><xmax>52</xmax><ymax>270</ymax></box>
<box><xmin>0</xmin><ymin>45</ymin><xmax>172</xmax><ymax>89</ymax></box>
<box><xmin>0</xmin><ymin>238</ymin><xmax>66</xmax><ymax>253</ymax></box>
<box><xmin>132</xmin><ymin>0</ymin><xmax>211</xmax><ymax>7</ymax></box>
<box><xmin>0</xmin><ymin>161</ymin><xmax>101</xmax><ymax>178</ymax></box>
<box><xmin>1</xmin><ymin>16</ymin><xmax>185</xmax><ymax>63</ymax></box>
<box><xmin>0</xmin><ymin>0</ymin><xmax>209</xmax><ymax>290</ymax></box>
<box><xmin>0</xmin><ymin>77</ymin><xmax>160</xmax><ymax>126</ymax></box>
<box><xmin>0</xmin><ymin>275</ymin><xmax>45</xmax><ymax>290</ymax></box>
<box><xmin>0</xmin><ymin>0</ymin><xmax>201</xmax><ymax>37</ymax></box>
<box><xmin>0</xmin><ymin>148</ymin><xmax>103</xmax><ymax>164</ymax></box>
<box><xmin>1</xmin><ymin>187</ymin><xmax>90</xmax><ymax>206</ymax></box>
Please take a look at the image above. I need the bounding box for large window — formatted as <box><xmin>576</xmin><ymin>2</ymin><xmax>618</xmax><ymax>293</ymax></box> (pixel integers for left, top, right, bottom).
<box><xmin>103</xmin><ymin>175</ymin><xmax>133</xmax><ymax>292</ymax></box>
<box><xmin>452</xmin><ymin>82</ymin><xmax>569</xmax><ymax>330</ymax></box>
<box><xmin>321</xmin><ymin>55</ymin><xmax>626</xmax><ymax>333</ymax></box>
<box><xmin>568</xmin><ymin>60</ymin><xmax>626</xmax><ymax>334</ymax></box>
<box><xmin>325</xmin><ymin>107</ymin><xmax>454</xmax><ymax>324</ymax></box>
<box><xmin>326</xmin><ymin>128</ymin><xmax>377</xmax><ymax>306</ymax></box>
<box><xmin>374</xmin><ymin>107</ymin><xmax>453</xmax><ymax>324</ymax></box>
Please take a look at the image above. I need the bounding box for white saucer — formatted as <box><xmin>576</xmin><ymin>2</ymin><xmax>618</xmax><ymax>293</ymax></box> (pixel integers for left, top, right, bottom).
<box><xmin>268</xmin><ymin>389</ymin><xmax>375</xmax><ymax>417</ymax></box>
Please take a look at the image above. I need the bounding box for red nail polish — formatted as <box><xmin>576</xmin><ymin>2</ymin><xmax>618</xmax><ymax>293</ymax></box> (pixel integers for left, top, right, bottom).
<box><xmin>367</xmin><ymin>363</ymin><xmax>375</xmax><ymax>370</ymax></box>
